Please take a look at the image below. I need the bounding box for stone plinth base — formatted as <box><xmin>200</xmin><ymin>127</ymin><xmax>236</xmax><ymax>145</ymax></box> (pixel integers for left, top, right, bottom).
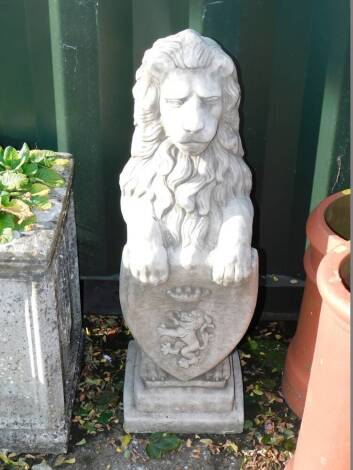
<box><xmin>0</xmin><ymin>331</ymin><xmax>83</xmax><ymax>454</ymax></box>
<box><xmin>0</xmin><ymin>156</ymin><xmax>83</xmax><ymax>454</ymax></box>
<box><xmin>123</xmin><ymin>341</ymin><xmax>244</xmax><ymax>434</ymax></box>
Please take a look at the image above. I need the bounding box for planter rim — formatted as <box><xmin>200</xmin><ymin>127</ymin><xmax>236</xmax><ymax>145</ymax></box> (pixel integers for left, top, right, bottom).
<box><xmin>306</xmin><ymin>191</ymin><xmax>350</xmax><ymax>254</ymax></box>
<box><xmin>317</xmin><ymin>244</ymin><xmax>350</xmax><ymax>326</ymax></box>
<box><xmin>0</xmin><ymin>152</ymin><xmax>74</xmax><ymax>277</ymax></box>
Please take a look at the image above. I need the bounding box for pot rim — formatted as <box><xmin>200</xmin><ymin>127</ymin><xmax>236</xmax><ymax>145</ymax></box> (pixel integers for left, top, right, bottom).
<box><xmin>306</xmin><ymin>190</ymin><xmax>350</xmax><ymax>253</ymax></box>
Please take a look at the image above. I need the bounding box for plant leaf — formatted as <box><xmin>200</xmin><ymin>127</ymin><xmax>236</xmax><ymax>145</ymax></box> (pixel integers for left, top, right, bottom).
<box><xmin>29</xmin><ymin>149</ymin><xmax>50</xmax><ymax>162</ymax></box>
<box><xmin>145</xmin><ymin>443</ymin><xmax>162</xmax><ymax>459</ymax></box>
<box><xmin>54</xmin><ymin>158</ymin><xmax>70</xmax><ymax>166</ymax></box>
<box><xmin>22</xmin><ymin>162</ymin><xmax>38</xmax><ymax>176</ymax></box>
<box><xmin>30</xmin><ymin>195</ymin><xmax>52</xmax><ymax>210</ymax></box>
<box><xmin>53</xmin><ymin>455</ymin><xmax>75</xmax><ymax>466</ymax></box>
<box><xmin>261</xmin><ymin>434</ymin><xmax>272</xmax><ymax>445</ymax></box>
<box><xmin>0</xmin><ymin>192</ymin><xmax>10</xmax><ymax>206</ymax></box>
<box><xmin>16</xmin><ymin>214</ymin><xmax>36</xmax><ymax>231</ymax></box>
<box><xmin>30</xmin><ymin>183</ymin><xmax>50</xmax><ymax>196</ymax></box>
<box><xmin>0</xmin><ymin>452</ymin><xmax>29</xmax><ymax>468</ymax></box>
<box><xmin>0</xmin><ymin>227</ymin><xmax>13</xmax><ymax>244</ymax></box>
<box><xmin>244</xmin><ymin>419</ymin><xmax>254</xmax><ymax>431</ymax></box>
<box><xmin>1</xmin><ymin>199</ymin><xmax>34</xmax><ymax>223</ymax></box>
<box><xmin>248</xmin><ymin>337</ymin><xmax>258</xmax><ymax>351</ymax></box>
<box><xmin>75</xmin><ymin>438</ymin><xmax>87</xmax><ymax>446</ymax></box>
<box><xmin>14</xmin><ymin>143</ymin><xmax>30</xmax><ymax>170</ymax></box>
<box><xmin>3</xmin><ymin>146</ymin><xmax>20</xmax><ymax>168</ymax></box>
<box><xmin>0</xmin><ymin>170</ymin><xmax>28</xmax><ymax>191</ymax></box>
<box><xmin>223</xmin><ymin>439</ymin><xmax>239</xmax><ymax>453</ymax></box>
<box><xmin>120</xmin><ymin>434</ymin><xmax>132</xmax><ymax>450</ymax></box>
<box><xmin>200</xmin><ymin>438</ymin><xmax>213</xmax><ymax>445</ymax></box>
<box><xmin>145</xmin><ymin>433</ymin><xmax>181</xmax><ymax>459</ymax></box>
<box><xmin>97</xmin><ymin>410</ymin><xmax>113</xmax><ymax>424</ymax></box>
<box><xmin>0</xmin><ymin>212</ymin><xmax>16</xmax><ymax>228</ymax></box>
<box><xmin>30</xmin><ymin>149</ymin><xmax>57</xmax><ymax>166</ymax></box>
<box><xmin>53</xmin><ymin>455</ymin><xmax>66</xmax><ymax>467</ymax></box>
<box><xmin>36</xmin><ymin>167</ymin><xmax>65</xmax><ymax>187</ymax></box>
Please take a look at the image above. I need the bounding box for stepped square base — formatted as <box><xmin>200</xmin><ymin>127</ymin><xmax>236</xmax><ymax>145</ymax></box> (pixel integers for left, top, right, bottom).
<box><xmin>123</xmin><ymin>341</ymin><xmax>244</xmax><ymax>434</ymax></box>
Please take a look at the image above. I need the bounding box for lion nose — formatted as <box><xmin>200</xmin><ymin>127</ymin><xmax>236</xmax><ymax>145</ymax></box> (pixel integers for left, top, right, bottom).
<box><xmin>183</xmin><ymin>98</ymin><xmax>204</xmax><ymax>134</ymax></box>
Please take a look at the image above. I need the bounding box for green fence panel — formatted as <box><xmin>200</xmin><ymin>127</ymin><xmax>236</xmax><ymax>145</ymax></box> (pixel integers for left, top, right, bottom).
<box><xmin>309</xmin><ymin>0</ymin><xmax>350</xmax><ymax>210</ymax></box>
<box><xmin>0</xmin><ymin>0</ymin><xmax>349</xmax><ymax>281</ymax></box>
<box><xmin>48</xmin><ymin>0</ymin><xmax>133</xmax><ymax>277</ymax></box>
<box><xmin>0</xmin><ymin>0</ymin><xmax>57</xmax><ymax>148</ymax></box>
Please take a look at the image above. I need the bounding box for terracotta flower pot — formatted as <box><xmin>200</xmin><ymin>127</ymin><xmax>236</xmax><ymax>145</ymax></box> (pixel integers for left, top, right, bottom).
<box><xmin>286</xmin><ymin>245</ymin><xmax>350</xmax><ymax>470</ymax></box>
<box><xmin>282</xmin><ymin>190</ymin><xmax>350</xmax><ymax>417</ymax></box>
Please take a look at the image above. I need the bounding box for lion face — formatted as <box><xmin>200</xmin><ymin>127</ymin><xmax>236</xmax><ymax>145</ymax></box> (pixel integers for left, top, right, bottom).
<box><xmin>160</xmin><ymin>68</ymin><xmax>223</xmax><ymax>156</ymax></box>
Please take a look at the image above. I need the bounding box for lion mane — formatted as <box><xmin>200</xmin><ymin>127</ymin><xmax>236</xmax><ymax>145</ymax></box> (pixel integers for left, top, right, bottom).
<box><xmin>120</xmin><ymin>29</ymin><xmax>252</xmax><ymax>252</ymax></box>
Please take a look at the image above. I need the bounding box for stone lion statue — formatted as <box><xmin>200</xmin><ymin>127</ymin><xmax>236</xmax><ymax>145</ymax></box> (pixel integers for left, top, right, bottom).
<box><xmin>120</xmin><ymin>29</ymin><xmax>253</xmax><ymax>287</ymax></box>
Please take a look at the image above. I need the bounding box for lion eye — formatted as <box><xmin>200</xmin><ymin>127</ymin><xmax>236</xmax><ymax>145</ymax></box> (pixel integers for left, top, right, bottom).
<box><xmin>165</xmin><ymin>98</ymin><xmax>186</xmax><ymax>107</ymax></box>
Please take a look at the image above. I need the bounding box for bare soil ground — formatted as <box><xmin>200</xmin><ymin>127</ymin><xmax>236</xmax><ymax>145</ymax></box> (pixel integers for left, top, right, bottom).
<box><xmin>0</xmin><ymin>316</ymin><xmax>299</xmax><ymax>470</ymax></box>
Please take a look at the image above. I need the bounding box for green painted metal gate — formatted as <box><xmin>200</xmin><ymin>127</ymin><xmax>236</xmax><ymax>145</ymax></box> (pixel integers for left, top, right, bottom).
<box><xmin>0</xmin><ymin>0</ymin><xmax>349</xmax><ymax>283</ymax></box>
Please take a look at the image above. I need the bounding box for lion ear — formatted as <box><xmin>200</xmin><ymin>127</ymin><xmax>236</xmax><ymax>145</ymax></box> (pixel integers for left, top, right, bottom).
<box><xmin>142</xmin><ymin>49</ymin><xmax>168</xmax><ymax>81</ymax></box>
<box><xmin>149</xmin><ymin>61</ymin><xmax>168</xmax><ymax>79</ymax></box>
<box><xmin>212</xmin><ymin>54</ymin><xmax>234</xmax><ymax>77</ymax></box>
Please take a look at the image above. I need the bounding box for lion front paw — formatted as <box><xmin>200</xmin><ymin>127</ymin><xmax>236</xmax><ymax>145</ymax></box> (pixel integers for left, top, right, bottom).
<box><xmin>210</xmin><ymin>244</ymin><xmax>252</xmax><ymax>286</ymax></box>
<box><xmin>128</xmin><ymin>244</ymin><xmax>169</xmax><ymax>285</ymax></box>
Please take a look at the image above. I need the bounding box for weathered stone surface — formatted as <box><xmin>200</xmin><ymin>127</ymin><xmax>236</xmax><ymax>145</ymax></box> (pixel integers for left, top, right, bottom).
<box><xmin>124</xmin><ymin>341</ymin><xmax>244</xmax><ymax>433</ymax></box>
<box><xmin>135</xmin><ymin>345</ymin><xmax>234</xmax><ymax>413</ymax></box>
<box><xmin>119</xmin><ymin>30</ymin><xmax>258</xmax><ymax>433</ymax></box>
<box><xmin>120</xmin><ymin>29</ymin><xmax>254</xmax><ymax>289</ymax></box>
<box><xmin>120</xmin><ymin>252</ymin><xmax>258</xmax><ymax>382</ymax></box>
<box><xmin>0</xmin><ymin>155</ymin><xmax>83</xmax><ymax>454</ymax></box>
<box><xmin>140</xmin><ymin>347</ymin><xmax>231</xmax><ymax>389</ymax></box>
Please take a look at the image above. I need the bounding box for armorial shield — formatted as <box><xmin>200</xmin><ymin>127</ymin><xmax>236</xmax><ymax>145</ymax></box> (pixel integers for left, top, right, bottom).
<box><xmin>120</xmin><ymin>249</ymin><xmax>258</xmax><ymax>382</ymax></box>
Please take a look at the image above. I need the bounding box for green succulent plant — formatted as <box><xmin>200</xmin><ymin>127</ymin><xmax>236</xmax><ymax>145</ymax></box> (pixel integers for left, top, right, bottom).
<box><xmin>0</xmin><ymin>143</ymin><xmax>67</xmax><ymax>243</ymax></box>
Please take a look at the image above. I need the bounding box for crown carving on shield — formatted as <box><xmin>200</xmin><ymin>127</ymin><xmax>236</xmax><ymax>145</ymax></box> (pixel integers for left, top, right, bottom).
<box><xmin>166</xmin><ymin>286</ymin><xmax>211</xmax><ymax>303</ymax></box>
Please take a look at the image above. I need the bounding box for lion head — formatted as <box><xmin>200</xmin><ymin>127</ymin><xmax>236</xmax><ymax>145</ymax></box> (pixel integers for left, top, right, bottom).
<box><xmin>120</xmin><ymin>29</ymin><xmax>252</xmax><ymax>252</ymax></box>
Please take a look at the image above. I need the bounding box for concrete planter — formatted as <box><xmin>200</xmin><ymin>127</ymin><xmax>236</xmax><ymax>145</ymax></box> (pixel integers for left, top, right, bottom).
<box><xmin>282</xmin><ymin>190</ymin><xmax>350</xmax><ymax>417</ymax></box>
<box><xmin>0</xmin><ymin>154</ymin><xmax>83</xmax><ymax>454</ymax></box>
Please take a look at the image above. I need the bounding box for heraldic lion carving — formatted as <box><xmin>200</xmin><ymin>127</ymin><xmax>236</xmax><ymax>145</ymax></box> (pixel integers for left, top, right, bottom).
<box><xmin>120</xmin><ymin>29</ymin><xmax>254</xmax><ymax>287</ymax></box>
